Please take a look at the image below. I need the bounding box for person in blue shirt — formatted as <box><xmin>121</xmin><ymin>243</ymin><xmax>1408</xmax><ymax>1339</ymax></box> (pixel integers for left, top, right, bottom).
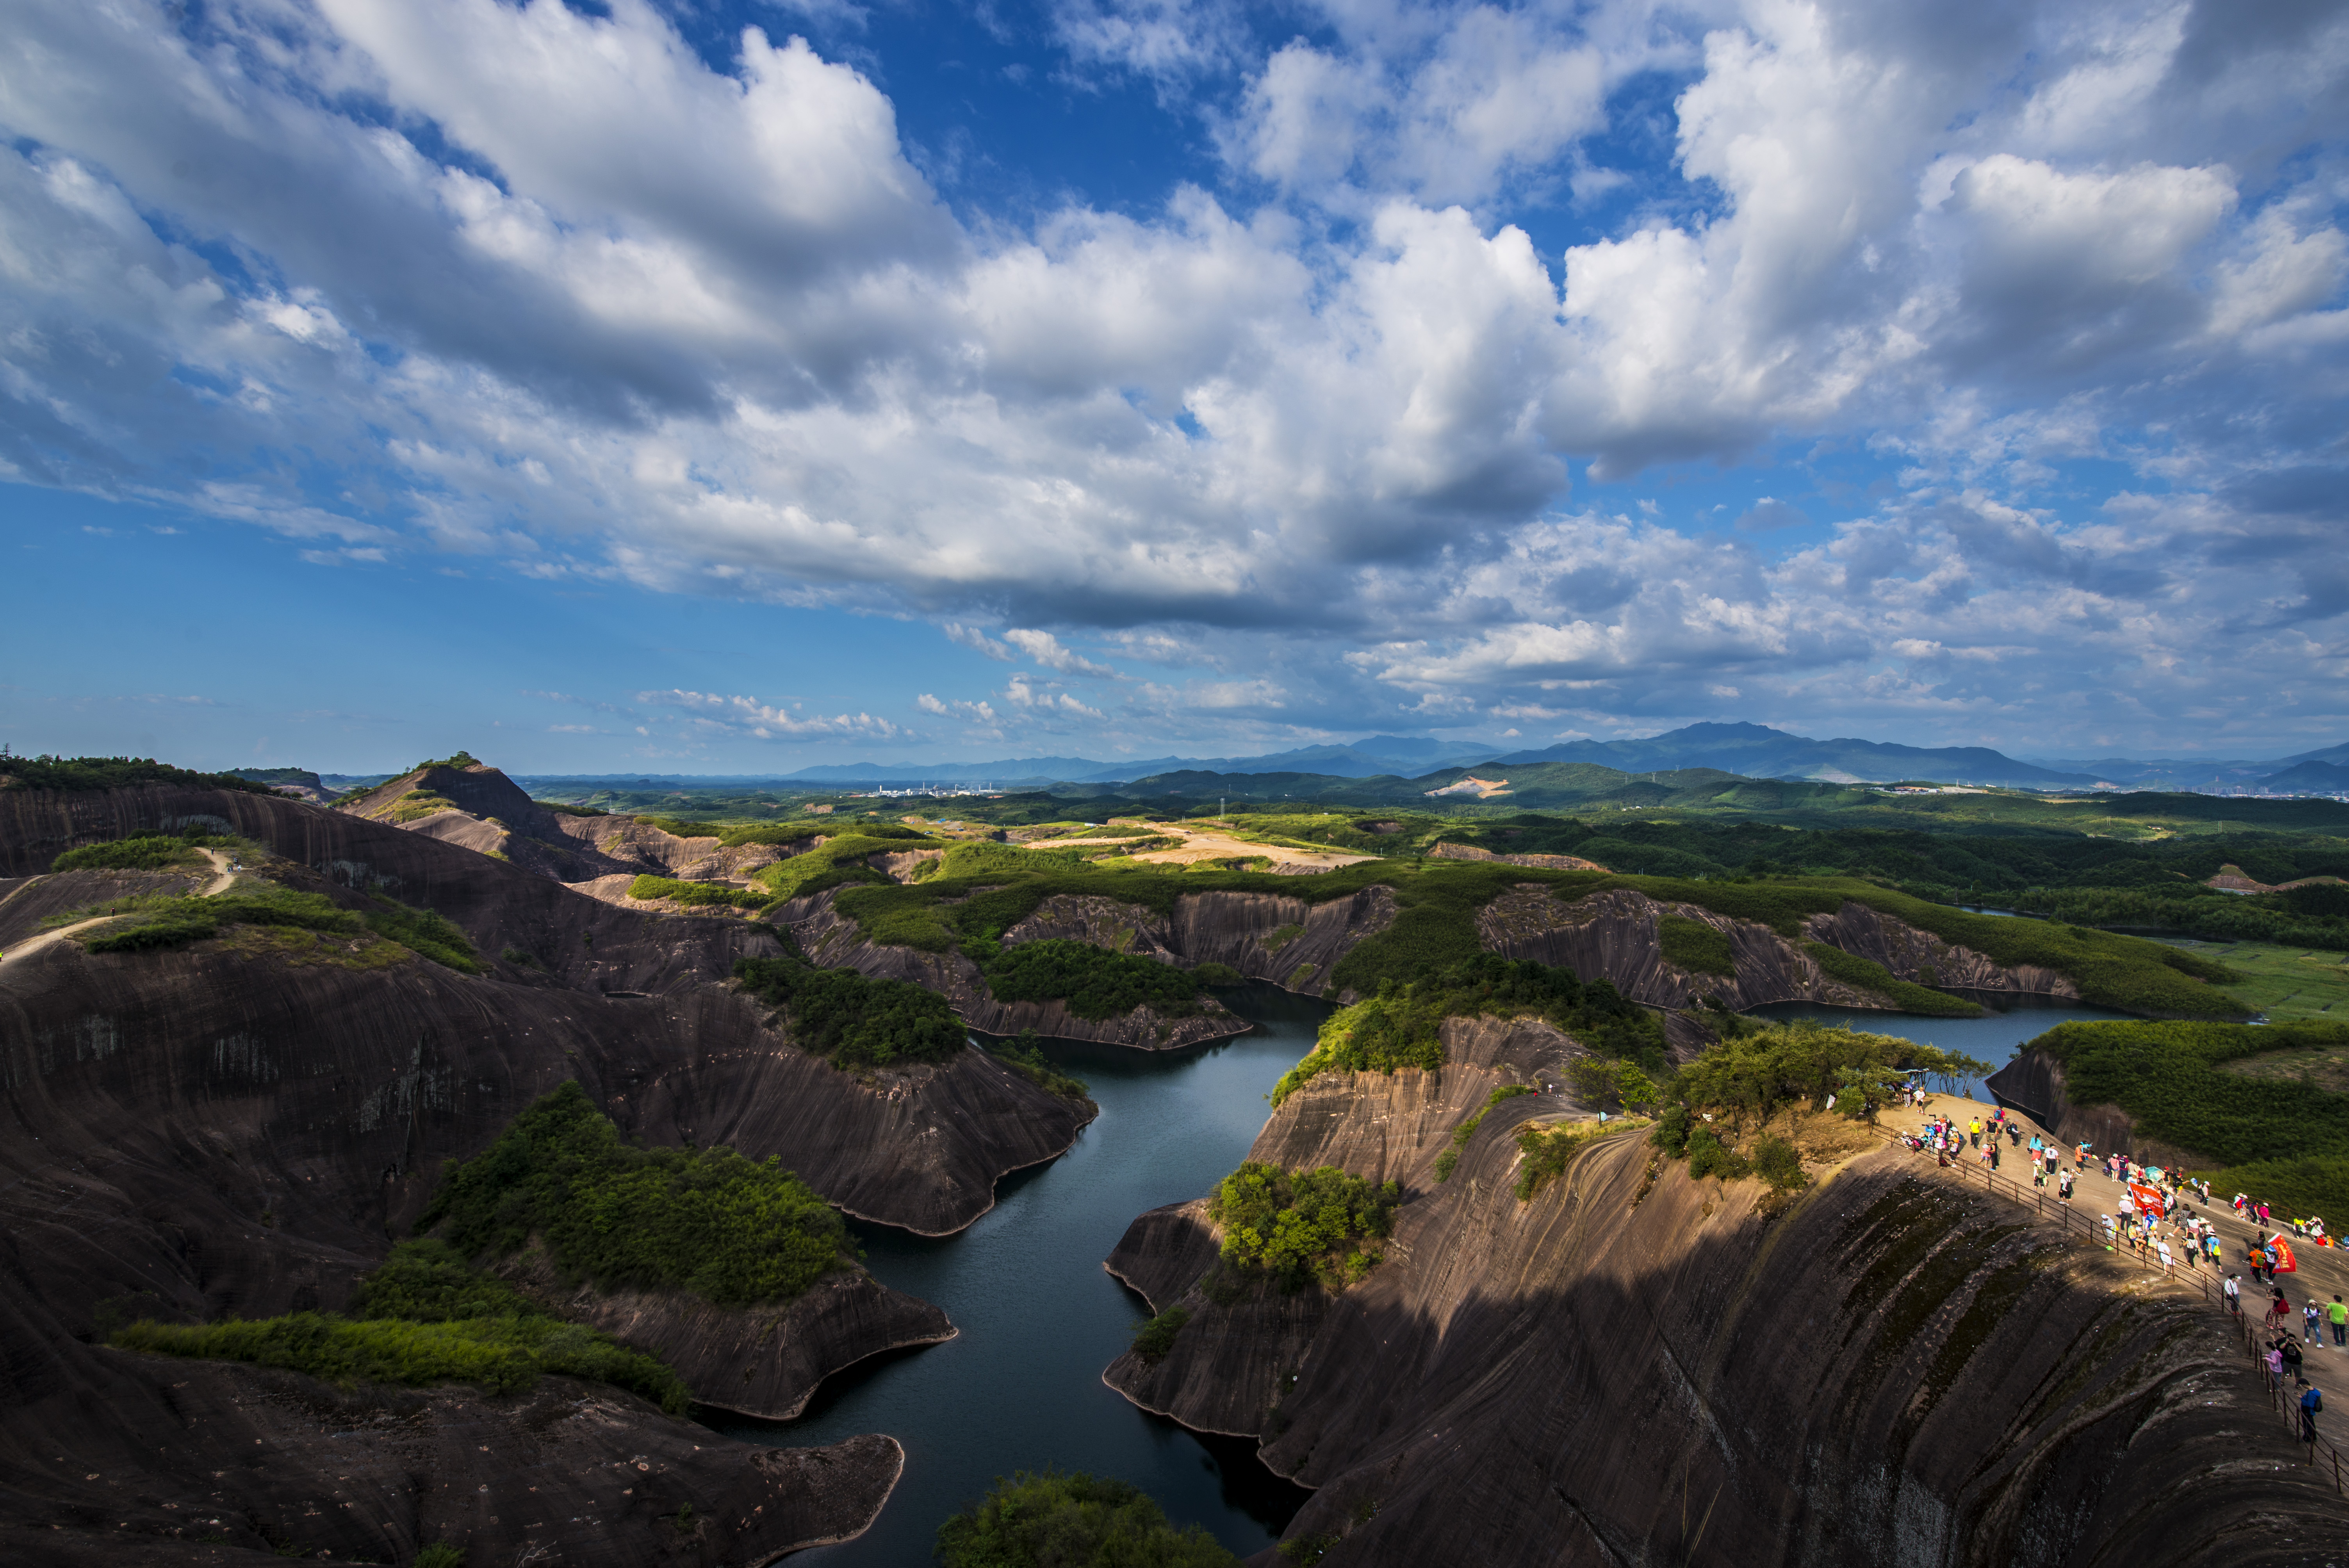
<box><xmin>2302</xmin><ymin>1383</ymin><xmax>2323</xmax><ymax>1443</ymax></box>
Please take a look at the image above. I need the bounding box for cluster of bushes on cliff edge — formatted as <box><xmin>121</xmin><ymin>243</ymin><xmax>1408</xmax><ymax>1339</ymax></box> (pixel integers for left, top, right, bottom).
<box><xmin>2026</xmin><ymin>1019</ymin><xmax>2349</xmax><ymax>1216</ymax></box>
<box><xmin>417</xmin><ymin>1082</ymin><xmax>852</xmax><ymax>1308</ymax></box>
<box><xmin>111</xmin><ymin>1238</ymin><xmax>689</xmax><ymax>1413</ymax></box>
<box><xmin>1668</xmin><ymin>1020</ymin><xmax>1987</xmax><ymax>1124</ymax></box>
<box><xmin>49</xmin><ymin>827</ymin><xmax>242</xmax><ymax>872</ymax></box>
<box><xmin>0</xmin><ymin>752</ymin><xmax>280</xmax><ymax>795</ymax></box>
<box><xmin>936</xmin><ymin>1470</ymin><xmax>1240</xmax><ymax>1568</ymax></box>
<box><xmin>986</xmin><ymin>1029</ymin><xmax>1093</xmax><ymax>1101</ymax></box>
<box><xmin>748</xmin><ymin>830</ymin><xmax>953</xmax><ymax>906</ymax></box>
<box><xmin>1799</xmin><ymin>940</ymin><xmax>1984</xmax><ymax>1017</ymax></box>
<box><xmin>57</xmin><ymin>884</ymin><xmax>480</xmax><ymax>973</ymax></box>
<box><xmin>1208</xmin><ymin>1163</ymin><xmax>1400</xmax><ymax>1292</ymax></box>
<box><xmin>1271</xmin><ymin>954</ymin><xmax>1663</xmax><ymax>1107</ymax></box>
<box><xmin>977</xmin><ymin>937</ymin><xmax>1211</xmax><ymax>1020</ymax></box>
<box><xmin>733</xmin><ymin>954</ymin><xmax>968</xmax><ymax>1069</ymax></box>
<box><xmin>626</xmin><ymin>874</ymin><xmax>771</xmax><ymax>911</ymax></box>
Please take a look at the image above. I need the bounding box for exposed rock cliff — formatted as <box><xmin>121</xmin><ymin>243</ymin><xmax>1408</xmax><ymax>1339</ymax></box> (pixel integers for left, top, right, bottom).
<box><xmin>782</xmin><ymin>891</ymin><xmax>1248</xmax><ymax>1049</ymax></box>
<box><xmin>1103</xmin><ymin>1078</ymin><xmax>2349</xmax><ymax>1565</ymax></box>
<box><xmin>1985</xmin><ymin>1048</ymin><xmax>2201</xmax><ymax>1169</ymax></box>
<box><xmin>1805</xmin><ymin>899</ymin><xmax>2078</xmax><ymax>999</ymax></box>
<box><xmin>0</xmin><ymin>785</ymin><xmax>1097</xmax><ymax>1562</ymax></box>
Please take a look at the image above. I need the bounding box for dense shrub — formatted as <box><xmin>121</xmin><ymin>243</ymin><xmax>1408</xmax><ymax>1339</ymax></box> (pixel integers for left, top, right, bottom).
<box><xmin>348</xmin><ymin>1240</ymin><xmax>541</xmax><ymax>1321</ymax></box>
<box><xmin>1130</xmin><ymin>1306</ymin><xmax>1190</xmax><ymax>1362</ymax></box>
<box><xmin>1657</xmin><ymin>915</ymin><xmax>1736</xmax><ymax>976</ymax></box>
<box><xmin>361</xmin><ymin>902</ymin><xmax>482</xmax><ymax>974</ymax></box>
<box><xmin>1751</xmin><ymin>1133</ymin><xmax>1808</xmax><ymax>1191</ymax></box>
<box><xmin>733</xmin><ymin>955</ymin><xmax>968</xmax><ymax>1068</ymax></box>
<box><xmin>980</xmin><ymin>938</ymin><xmax>1208</xmax><ymax>1020</ymax></box>
<box><xmin>1668</xmin><ymin>1020</ymin><xmax>1988</xmax><ymax>1126</ymax></box>
<box><xmin>415</xmin><ymin>1082</ymin><xmax>850</xmax><ymax>1308</ymax></box>
<box><xmin>625</xmin><ymin>875</ymin><xmax>770</xmax><ymax>911</ymax></box>
<box><xmin>111</xmin><ymin>1310</ymin><xmax>688</xmax><ymax>1414</ymax></box>
<box><xmin>411</xmin><ymin>752</ymin><xmax>482</xmax><ymax>772</ymax></box>
<box><xmin>1208</xmin><ymin>1163</ymin><xmax>1400</xmax><ymax>1291</ymax></box>
<box><xmin>1271</xmin><ymin>953</ymin><xmax>1661</xmax><ymax>1107</ymax></box>
<box><xmin>935</xmin><ymin>1470</ymin><xmax>1240</xmax><ymax>1568</ymax></box>
<box><xmin>50</xmin><ymin>828</ymin><xmax>234</xmax><ymax>872</ymax></box>
<box><xmin>1800</xmin><ymin>941</ymin><xmax>1983</xmax><ymax>1017</ymax></box>
<box><xmin>0</xmin><ymin>753</ymin><xmax>278</xmax><ymax>795</ymax></box>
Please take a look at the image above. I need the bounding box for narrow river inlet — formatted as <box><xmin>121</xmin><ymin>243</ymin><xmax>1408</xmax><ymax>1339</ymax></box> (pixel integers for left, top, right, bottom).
<box><xmin>711</xmin><ymin>981</ymin><xmax>1326</xmax><ymax>1563</ymax></box>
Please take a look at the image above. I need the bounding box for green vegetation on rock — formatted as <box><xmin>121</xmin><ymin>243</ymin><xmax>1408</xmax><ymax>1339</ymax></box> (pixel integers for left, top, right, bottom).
<box><xmin>49</xmin><ymin>827</ymin><xmax>237</xmax><ymax>872</ymax></box>
<box><xmin>1658</xmin><ymin>914</ymin><xmax>1736</xmax><ymax>976</ymax></box>
<box><xmin>62</xmin><ymin>884</ymin><xmax>480</xmax><ymax>973</ymax></box>
<box><xmin>2026</xmin><ymin>1018</ymin><xmax>2349</xmax><ymax>1216</ymax></box>
<box><xmin>1800</xmin><ymin>941</ymin><xmax>1984</xmax><ymax>1017</ymax></box>
<box><xmin>0</xmin><ymin>752</ymin><xmax>279</xmax><ymax>795</ymax></box>
<box><xmin>1435</xmin><ymin>1083</ymin><xmax>1536</xmax><ymax>1181</ymax></box>
<box><xmin>985</xmin><ymin>1030</ymin><xmax>1093</xmax><ymax>1101</ymax></box>
<box><xmin>1207</xmin><ymin>1162</ymin><xmax>1400</xmax><ymax>1291</ymax></box>
<box><xmin>935</xmin><ymin>1470</ymin><xmax>1241</xmax><ymax>1568</ymax></box>
<box><xmin>111</xmin><ymin>1310</ymin><xmax>688</xmax><ymax>1414</ymax></box>
<box><xmin>749</xmin><ymin>831</ymin><xmax>947</xmax><ymax>905</ymax></box>
<box><xmin>1664</xmin><ymin>1019</ymin><xmax>1986</xmax><ymax>1126</ymax></box>
<box><xmin>1129</xmin><ymin>1306</ymin><xmax>1190</xmax><ymax>1363</ymax></box>
<box><xmin>416</xmin><ymin>1082</ymin><xmax>851</xmax><ymax>1308</ymax></box>
<box><xmin>733</xmin><ymin>954</ymin><xmax>968</xmax><ymax>1068</ymax></box>
<box><xmin>410</xmin><ymin>752</ymin><xmax>482</xmax><ymax>772</ymax></box>
<box><xmin>1271</xmin><ymin>953</ymin><xmax>1661</xmax><ymax>1107</ymax></box>
<box><xmin>980</xmin><ymin>937</ymin><xmax>1209</xmax><ymax>1020</ymax></box>
<box><xmin>1513</xmin><ymin>1121</ymin><xmax>1615</xmax><ymax>1201</ymax></box>
<box><xmin>625</xmin><ymin>874</ymin><xmax>770</xmax><ymax>911</ymax></box>
<box><xmin>110</xmin><ymin>1237</ymin><xmax>688</xmax><ymax>1413</ymax></box>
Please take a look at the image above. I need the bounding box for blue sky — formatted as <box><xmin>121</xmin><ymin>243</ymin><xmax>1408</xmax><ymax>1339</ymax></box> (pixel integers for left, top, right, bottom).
<box><xmin>4</xmin><ymin>0</ymin><xmax>2348</xmax><ymax>774</ymax></box>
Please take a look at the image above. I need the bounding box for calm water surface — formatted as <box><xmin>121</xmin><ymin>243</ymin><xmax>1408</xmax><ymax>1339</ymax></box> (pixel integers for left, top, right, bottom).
<box><xmin>713</xmin><ymin>982</ymin><xmax>1325</xmax><ymax>1562</ymax></box>
<box><xmin>1747</xmin><ymin>992</ymin><xmax>2139</xmax><ymax>1089</ymax></box>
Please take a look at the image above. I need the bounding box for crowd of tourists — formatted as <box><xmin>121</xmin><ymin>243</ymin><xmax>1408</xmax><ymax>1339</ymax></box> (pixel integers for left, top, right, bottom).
<box><xmin>1899</xmin><ymin>1094</ymin><xmax>2335</xmax><ymax>1444</ymax></box>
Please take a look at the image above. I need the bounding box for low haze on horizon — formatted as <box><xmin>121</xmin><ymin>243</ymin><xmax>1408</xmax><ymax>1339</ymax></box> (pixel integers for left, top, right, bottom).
<box><xmin>5</xmin><ymin>0</ymin><xmax>2349</xmax><ymax>772</ymax></box>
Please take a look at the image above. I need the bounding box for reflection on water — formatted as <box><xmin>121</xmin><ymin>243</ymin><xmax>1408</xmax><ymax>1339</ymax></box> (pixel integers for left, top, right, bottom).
<box><xmin>710</xmin><ymin>982</ymin><xmax>1324</xmax><ymax>1563</ymax></box>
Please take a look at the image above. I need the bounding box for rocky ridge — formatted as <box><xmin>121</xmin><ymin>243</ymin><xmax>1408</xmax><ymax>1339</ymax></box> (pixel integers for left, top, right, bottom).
<box><xmin>0</xmin><ymin>784</ymin><xmax>1097</xmax><ymax>1564</ymax></box>
<box><xmin>1102</xmin><ymin>1062</ymin><xmax>2349</xmax><ymax>1565</ymax></box>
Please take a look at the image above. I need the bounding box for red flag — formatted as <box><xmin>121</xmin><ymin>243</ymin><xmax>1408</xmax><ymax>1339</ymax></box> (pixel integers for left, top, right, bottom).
<box><xmin>2128</xmin><ymin>1182</ymin><xmax>2167</xmax><ymax>1218</ymax></box>
<box><xmin>2272</xmin><ymin>1237</ymin><xmax>2298</xmax><ymax>1274</ymax></box>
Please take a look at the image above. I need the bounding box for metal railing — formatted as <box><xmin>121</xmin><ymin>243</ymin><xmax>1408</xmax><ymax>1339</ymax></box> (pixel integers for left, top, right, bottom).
<box><xmin>1863</xmin><ymin>1121</ymin><xmax>2344</xmax><ymax>1495</ymax></box>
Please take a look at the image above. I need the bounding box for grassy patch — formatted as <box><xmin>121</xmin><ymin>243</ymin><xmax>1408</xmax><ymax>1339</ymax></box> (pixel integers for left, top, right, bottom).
<box><xmin>1658</xmin><ymin>914</ymin><xmax>1736</xmax><ymax>976</ymax></box>
<box><xmin>2151</xmin><ymin>939</ymin><xmax>2349</xmax><ymax>1025</ymax></box>
<box><xmin>748</xmin><ymin>831</ymin><xmax>951</xmax><ymax>905</ymax></box>
<box><xmin>1271</xmin><ymin>953</ymin><xmax>1662</xmax><ymax>1107</ymax></box>
<box><xmin>1514</xmin><ymin>1121</ymin><xmax>1614</xmax><ymax>1201</ymax></box>
<box><xmin>1435</xmin><ymin>1084</ymin><xmax>1535</xmax><ymax>1181</ymax></box>
<box><xmin>626</xmin><ymin>875</ymin><xmax>768</xmax><ymax>912</ymax></box>
<box><xmin>1208</xmin><ymin>1162</ymin><xmax>1400</xmax><ymax>1291</ymax></box>
<box><xmin>112</xmin><ymin>1312</ymin><xmax>689</xmax><ymax>1414</ymax></box>
<box><xmin>110</xmin><ymin>1238</ymin><xmax>688</xmax><ymax>1414</ymax></box>
<box><xmin>1801</xmin><ymin>941</ymin><xmax>1984</xmax><ymax>1017</ymax></box>
<box><xmin>936</xmin><ymin>1471</ymin><xmax>1240</xmax><ymax>1568</ymax></box>
<box><xmin>63</xmin><ymin>885</ymin><xmax>479</xmax><ymax>974</ymax></box>
<box><xmin>416</xmin><ymin>1082</ymin><xmax>851</xmax><ymax>1308</ymax></box>
<box><xmin>50</xmin><ymin>828</ymin><xmax>232</xmax><ymax>872</ymax></box>
<box><xmin>382</xmin><ymin>790</ymin><xmax>461</xmax><ymax>824</ymax></box>
<box><xmin>733</xmin><ymin>954</ymin><xmax>967</xmax><ymax>1068</ymax></box>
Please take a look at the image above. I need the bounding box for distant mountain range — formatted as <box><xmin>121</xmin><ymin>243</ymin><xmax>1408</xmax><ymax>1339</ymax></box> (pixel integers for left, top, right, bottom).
<box><xmin>773</xmin><ymin>734</ymin><xmax>1501</xmax><ymax>786</ymax></box>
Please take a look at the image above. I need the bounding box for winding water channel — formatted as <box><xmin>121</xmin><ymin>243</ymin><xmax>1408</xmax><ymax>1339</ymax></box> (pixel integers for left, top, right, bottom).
<box><xmin>722</xmin><ymin>982</ymin><xmax>2135</xmax><ymax>1561</ymax></box>
<box><xmin>715</xmin><ymin>981</ymin><xmax>1326</xmax><ymax>1563</ymax></box>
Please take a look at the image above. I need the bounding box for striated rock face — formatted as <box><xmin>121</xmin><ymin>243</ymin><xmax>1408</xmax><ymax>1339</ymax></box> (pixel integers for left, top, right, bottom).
<box><xmin>504</xmin><ymin>1257</ymin><xmax>954</xmax><ymax>1421</ymax></box>
<box><xmin>783</xmin><ymin>892</ymin><xmax>1248</xmax><ymax>1050</ymax></box>
<box><xmin>1104</xmin><ymin>1082</ymin><xmax>2349</xmax><ymax>1566</ymax></box>
<box><xmin>1104</xmin><ymin>1016</ymin><xmax>1598</xmax><ymax>1436</ymax></box>
<box><xmin>1985</xmin><ymin>1048</ymin><xmax>2201</xmax><ymax>1169</ymax></box>
<box><xmin>0</xmin><ymin>785</ymin><xmax>1094</xmax><ymax>1562</ymax></box>
<box><xmin>1167</xmin><ymin>887</ymin><xmax>1397</xmax><ymax>1002</ymax></box>
<box><xmin>1805</xmin><ymin>900</ymin><xmax>2078</xmax><ymax>998</ymax></box>
<box><xmin>1</xmin><ymin>1353</ymin><xmax>900</xmax><ymax>1568</ymax></box>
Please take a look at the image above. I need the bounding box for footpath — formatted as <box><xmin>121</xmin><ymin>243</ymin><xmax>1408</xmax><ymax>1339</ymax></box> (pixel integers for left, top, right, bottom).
<box><xmin>0</xmin><ymin>850</ymin><xmax>239</xmax><ymax>969</ymax></box>
<box><xmin>1873</xmin><ymin>1092</ymin><xmax>2346</xmax><ymax>1494</ymax></box>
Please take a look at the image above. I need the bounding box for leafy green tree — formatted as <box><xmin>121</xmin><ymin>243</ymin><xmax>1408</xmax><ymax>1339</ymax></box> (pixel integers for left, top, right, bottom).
<box><xmin>935</xmin><ymin>1470</ymin><xmax>1241</xmax><ymax>1567</ymax></box>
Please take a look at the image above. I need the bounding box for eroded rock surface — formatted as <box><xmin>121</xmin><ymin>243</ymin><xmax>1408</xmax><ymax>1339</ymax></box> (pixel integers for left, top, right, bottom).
<box><xmin>1104</xmin><ymin>1070</ymin><xmax>2349</xmax><ymax>1566</ymax></box>
<box><xmin>1985</xmin><ymin>1048</ymin><xmax>2201</xmax><ymax>1169</ymax></box>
